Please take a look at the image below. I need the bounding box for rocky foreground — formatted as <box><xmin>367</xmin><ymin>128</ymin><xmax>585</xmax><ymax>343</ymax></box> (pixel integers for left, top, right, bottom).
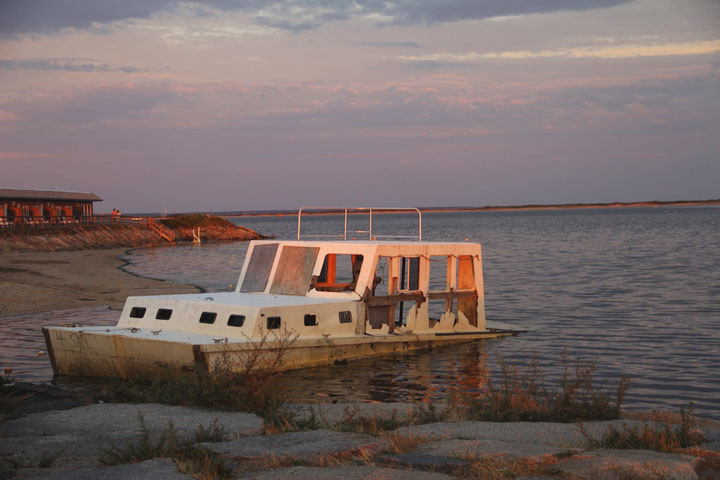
<box><xmin>1</xmin><ymin>399</ymin><xmax>718</xmax><ymax>480</ymax></box>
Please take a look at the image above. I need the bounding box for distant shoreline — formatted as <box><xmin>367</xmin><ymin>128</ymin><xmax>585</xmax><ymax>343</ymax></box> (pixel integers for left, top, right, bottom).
<box><xmin>218</xmin><ymin>199</ymin><xmax>720</xmax><ymax>218</ymax></box>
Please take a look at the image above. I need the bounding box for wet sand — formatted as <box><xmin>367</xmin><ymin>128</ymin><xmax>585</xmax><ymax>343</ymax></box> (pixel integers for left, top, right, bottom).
<box><xmin>0</xmin><ymin>248</ymin><xmax>200</xmax><ymax>316</ymax></box>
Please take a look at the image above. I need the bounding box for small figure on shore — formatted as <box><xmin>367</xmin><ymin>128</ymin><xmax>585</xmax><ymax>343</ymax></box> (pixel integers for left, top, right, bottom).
<box><xmin>111</xmin><ymin>209</ymin><xmax>119</xmax><ymax>223</ymax></box>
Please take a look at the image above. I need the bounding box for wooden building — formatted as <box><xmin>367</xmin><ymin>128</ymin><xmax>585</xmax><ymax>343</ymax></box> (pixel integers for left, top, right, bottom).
<box><xmin>0</xmin><ymin>188</ymin><xmax>103</xmax><ymax>226</ymax></box>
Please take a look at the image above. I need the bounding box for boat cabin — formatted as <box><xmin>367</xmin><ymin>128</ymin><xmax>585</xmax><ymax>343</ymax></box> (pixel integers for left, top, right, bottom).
<box><xmin>116</xmin><ymin>239</ymin><xmax>486</xmax><ymax>340</ymax></box>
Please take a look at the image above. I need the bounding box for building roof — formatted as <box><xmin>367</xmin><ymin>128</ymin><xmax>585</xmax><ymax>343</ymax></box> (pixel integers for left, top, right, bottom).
<box><xmin>0</xmin><ymin>188</ymin><xmax>103</xmax><ymax>202</ymax></box>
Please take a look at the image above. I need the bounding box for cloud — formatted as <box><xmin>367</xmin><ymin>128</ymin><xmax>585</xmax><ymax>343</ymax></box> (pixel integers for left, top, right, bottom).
<box><xmin>0</xmin><ymin>0</ymin><xmax>633</xmax><ymax>37</ymax></box>
<box><xmin>354</xmin><ymin>41</ymin><xmax>421</xmax><ymax>48</ymax></box>
<box><xmin>0</xmin><ymin>0</ymin><xmax>177</xmax><ymax>36</ymax></box>
<box><xmin>396</xmin><ymin>40</ymin><xmax>720</xmax><ymax>67</ymax></box>
<box><xmin>4</xmin><ymin>84</ymin><xmax>186</xmax><ymax>125</ymax></box>
<box><xmin>0</xmin><ymin>58</ymin><xmax>143</xmax><ymax>73</ymax></box>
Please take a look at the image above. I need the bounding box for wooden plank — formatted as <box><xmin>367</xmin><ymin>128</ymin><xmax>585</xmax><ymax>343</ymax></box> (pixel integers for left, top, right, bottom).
<box><xmin>427</xmin><ymin>290</ymin><xmax>476</xmax><ymax>301</ymax></box>
<box><xmin>366</xmin><ymin>292</ymin><xmax>424</xmax><ymax>307</ymax></box>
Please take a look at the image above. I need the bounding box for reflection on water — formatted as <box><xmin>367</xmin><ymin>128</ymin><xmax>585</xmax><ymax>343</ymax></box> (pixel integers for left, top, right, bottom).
<box><xmin>1</xmin><ymin>207</ymin><xmax>718</xmax><ymax>419</ymax></box>
<box><xmin>280</xmin><ymin>339</ymin><xmax>495</xmax><ymax>403</ymax></box>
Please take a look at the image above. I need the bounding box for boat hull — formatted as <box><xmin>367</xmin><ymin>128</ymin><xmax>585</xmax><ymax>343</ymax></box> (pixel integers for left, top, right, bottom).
<box><xmin>43</xmin><ymin>326</ymin><xmax>518</xmax><ymax>379</ymax></box>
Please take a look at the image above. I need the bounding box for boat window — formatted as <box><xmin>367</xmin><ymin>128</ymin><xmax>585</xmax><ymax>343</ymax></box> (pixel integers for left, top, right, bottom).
<box><xmin>315</xmin><ymin>254</ymin><xmax>363</xmax><ymax>292</ymax></box>
<box><xmin>156</xmin><ymin>309</ymin><xmax>173</xmax><ymax>320</ymax></box>
<box><xmin>227</xmin><ymin>314</ymin><xmax>245</xmax><ymax>327</ymax></box>
<box><xmin>398</xmin><ymin>257</ymin><xmax>420</xmax><ymax>292</ymax></box>
<box><xmin>240</xmin><ymin>243</ymin><xmax>279</xmax><ymax>292</ymax></box>
<box><xmin>304</xmin><ymin>314</ymin><xmax>317</xmax><ymax>326</ymax></box>
<box><xmin>338</xmin><ymin>311</ymin><xmax>352</xmax><ymax>323</ymax></box>
<box><xmin>129</xmin><ymin>307</ymin><xmax>146</xmax><ymax>318</ymax></box>
<box><xmin>199</xmin><ymin>312</ymin><xmax>217</xmax><ymax>324</ymax></box>
<box><xmin>269</xmin><ymin>246</ymin><xmax>319</xmax><ymax>296</ymax></box>
<box><xmin>267</xmin><ymin>316</ymin><xmax>281</xmax><ymax>329</ymax></box>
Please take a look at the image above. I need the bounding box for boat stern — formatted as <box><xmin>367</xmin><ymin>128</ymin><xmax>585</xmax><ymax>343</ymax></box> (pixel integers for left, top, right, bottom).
<box><xmin>42</xmin><ymin>326</ymin><xmax>202</xmax><ymax>378</ymax></box>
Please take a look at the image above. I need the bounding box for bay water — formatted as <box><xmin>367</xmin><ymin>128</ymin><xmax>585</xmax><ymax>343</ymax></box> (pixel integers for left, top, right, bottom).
<box><xmin>3</xmin><ymin>207</ymin><xmax>718</xmax><ymax>418</ymax></box>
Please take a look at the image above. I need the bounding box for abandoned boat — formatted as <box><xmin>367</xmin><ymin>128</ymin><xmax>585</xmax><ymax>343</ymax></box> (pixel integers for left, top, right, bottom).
<box><xmin>43</xmin><ymin>207</ymin><xmax>522</xmax><ymax>379</ymax></box>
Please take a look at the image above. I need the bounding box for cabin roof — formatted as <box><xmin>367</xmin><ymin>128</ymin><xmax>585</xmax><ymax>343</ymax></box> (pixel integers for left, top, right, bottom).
<box><xmin>0</xmin><ymin>188</ymin><xmax>103</xmax><ymax>202</ymax></box>
<box><xmin>253</xmin><ymin>240</ymin><xmax>479</xmax><ymax>247</ymax></box>
<box><xmin>128</xmin><ymin>292</ymin><xmax>355</xmax><ymax>307</ymax></box>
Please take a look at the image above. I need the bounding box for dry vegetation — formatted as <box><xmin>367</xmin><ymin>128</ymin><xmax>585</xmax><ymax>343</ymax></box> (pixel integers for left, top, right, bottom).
<box><xmin>94</xmin><ymin>328</ymin><xmax>297</xmax><ymax>417</ymax></box>
<box><xmin>585</xmin><ymin>404</ymin><xmax>705</xmax><ymax>452</ymax></box>
<box><xmin>158</xmin><ymin>214</ymin><xmax>238</xmax><ymax>230</ymax></box>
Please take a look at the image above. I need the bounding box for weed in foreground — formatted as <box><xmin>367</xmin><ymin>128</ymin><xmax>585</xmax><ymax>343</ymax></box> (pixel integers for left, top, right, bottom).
<box><xmin>262</xmin><ymin>408</ymin><xmax>322</xmax><ymax>434</ymax></box>
<box><xmin>381</xmin><ymin>432</ymin><xmax>437</xmax><ymax>455</ymax></box>
<box><xmin>587</xmin><ymin>403</ymin><xmax>705</xmax><ymax>453</ymax></box>
<box><xmin>467</xmin><ymin>456</ymin><xmax>563</xmax><ymax>480</ymax></box>
<box><xmin>94</xmin><ymin>327</ymin><xmax>296</xmax><ymax>417</ymax></box>
<box><xmin>462</xmin><ymin>351</ymin><xmax>631</xmax><ymax>423</ymax></box>
<box><xmin>101</xmin><ymin>413</ymin><xmax>232</xmax><ymax>479</ymax></box>
<box><xmin>334</xmin><ymin>405</ymin><xmax>405</xmax><ymax>436</ymax></box>
<box><xmin>0</xmin><ymin>363</ymin><xmax>16</xmax><ymax>424</ymax></box>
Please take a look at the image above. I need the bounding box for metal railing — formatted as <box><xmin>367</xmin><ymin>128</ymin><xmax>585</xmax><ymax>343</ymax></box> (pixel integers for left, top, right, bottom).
<box><xmin>297</xmin><ymin>207</ymin><xmax>422</xmax><ymax>241</ymax></box>
<box><xmin>0</xmin><ymin>215</ymin><xmax>158</xmax><ymax>228</ymax></box>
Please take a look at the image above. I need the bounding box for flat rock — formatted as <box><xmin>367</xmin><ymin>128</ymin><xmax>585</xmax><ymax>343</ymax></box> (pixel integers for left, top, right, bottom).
<box><xmin>236</xmin><ymin>465</ymin><xmax>455</xmax><ymax>479</ymax></box>
<box><xmin>414</xmin><ymin>438</ymin><xmax>581</xmax><ymax>460</ymax></box>
<box><xmin>377</xmin><ymin>452</ymin><xmax>469</xmax><ymax>470</ymax></box>
<box><xmin>393</xmin><ymin>420</ymin><xmax>645</xmax><ymax>449</ymax></box>
<box><xmin>556</xmin><ymin>449</ymin><xmax>702</xmax><ymax>480</ymax></box>
<box><xmin>203</xmin><ymin>429</ymin><xmax>386</xmax><ymax>459</ymax></box>
<box><xmin>1</xmin><ymin>403</ymin><xmax>262</xmax><ymax>439</ymax></box>
<box><xmin>284</xmin><ymin>402</ymin><xmax>418</xmax><ymax>425</ymax></box>
<box><xmin>0</xmin><ymin>403</ymin><xmax>262</xmax><ymax>469</ymax></box>
<box><xmin>24</xmin><ymin>458</ymin><xmax>191</xmax><ymax>480</ymax></box>
<box><xmin>701</xmin><ymin>428</ymin><xmax>720</xmax><ymax>452</ymax></box>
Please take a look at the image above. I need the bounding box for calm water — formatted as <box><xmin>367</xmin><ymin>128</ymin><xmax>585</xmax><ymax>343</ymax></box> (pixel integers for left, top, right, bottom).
<box><xmin>2</xmin><ymin>207</ymin><xmax>718</xmax><ymax>419</ymax></box>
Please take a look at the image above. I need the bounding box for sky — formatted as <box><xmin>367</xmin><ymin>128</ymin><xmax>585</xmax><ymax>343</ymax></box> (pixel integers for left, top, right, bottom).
<box><xmin>1</xmin><ymin>0</ymin><xmax>719</xmax><ymax>213</ymax></box>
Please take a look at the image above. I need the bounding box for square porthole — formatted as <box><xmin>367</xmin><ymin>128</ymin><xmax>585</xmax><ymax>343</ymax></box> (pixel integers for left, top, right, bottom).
<box><xmin>199</xmin><ymin>312</ymin><xmax>217</xmax><ymax>324</ymax></box>
<box><xmin>338</xmin><ymin>311</ymin><xmax>352</xmax><ymax>323</ymax></box>
<box><xmin>267</xmin><ymin>316</ymin><xmax>281</xmax><ymax>329</ymax></box>
<box><xmin>304</xmin><ymin>314</ymin><xmax>317</xmax><ymax>326</ymax></box>
<box><xmin>228</xmin><ymin>314</ymin><xmax>245</xmax><ymax>327</ymax></box>
<box><xmin>129</xmin><ymin>307</ymin><xmax>146</xmax><ymax>318</ymax></box>
<box><xmin>156</xmin><ymin>309</ymin><xmax>173</xmax><ymax>320</ymax></box>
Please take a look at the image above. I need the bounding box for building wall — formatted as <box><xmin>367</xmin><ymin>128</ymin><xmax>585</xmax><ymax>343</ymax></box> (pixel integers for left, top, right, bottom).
<box><xmin>1</xmin><ymin>199</ymin><xmax>96</xmax><ymax>225</ymax></box>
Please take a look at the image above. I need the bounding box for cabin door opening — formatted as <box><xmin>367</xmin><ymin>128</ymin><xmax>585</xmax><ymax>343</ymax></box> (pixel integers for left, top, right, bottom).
<box><xmin>457</xmin><ymin>255</ymin><xmax>478</xmax><ymax>326</ymax></box>
<box><xmin>366</xmin><ymin>256</ymin><xmax>421</xmax><ymax>333</ymax></box>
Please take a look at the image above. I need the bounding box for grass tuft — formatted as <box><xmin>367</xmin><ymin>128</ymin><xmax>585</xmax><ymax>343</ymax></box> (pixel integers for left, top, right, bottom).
<box><xmin>465</xmin><ymin>456</ymin><xmax>562</xmax><ymax>480</ymax></box>
<box><xmin>334</xmin><ymin>405</ymin><xmax>404</xmax><ymax>436</ymax></box>
<box><xmin>381</xmin><ymin>432</ymin><xmax>437</xmax><ymax>455</ymax></box>
<box><xmin>460</xmin><ymin>351</ymin><xmax>630</xmax><ymax>422</ymax></box>
<box><xmin>101</xmin><ymin>413</ymin><xmax>232</xmax><ymax>479</ymax></box>
<box><xmin>262</xmin><ymin>407</ymin><xmax>323</xmax><ymax>434</ymax></box>
<box><xmin>588</xmin><ymin>403</ymin><xmax>705</xmax><ymax>453</ymax></box>
<box><xmin>0</xmin><ymin>361</ymin><xmax>16</xmax><ymax>424</ymax></box>
<box><xmin>93</xmin><ymin>328</ymin><xmax>296</xmax><ymax>418</ymax></box>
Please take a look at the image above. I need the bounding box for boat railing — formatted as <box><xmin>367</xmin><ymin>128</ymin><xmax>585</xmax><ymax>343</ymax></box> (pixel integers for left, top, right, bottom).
<box><xmin>297</xmin><ymin>207</ymin><xmax>422</xmax><ymax>241</ymax></box>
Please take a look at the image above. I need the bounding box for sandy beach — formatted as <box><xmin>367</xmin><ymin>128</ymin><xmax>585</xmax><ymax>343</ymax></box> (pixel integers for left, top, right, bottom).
<box><xmin>0</xmin><ymin>248</ymin><xmax>200</xmax><ymax>316</ymax></box>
